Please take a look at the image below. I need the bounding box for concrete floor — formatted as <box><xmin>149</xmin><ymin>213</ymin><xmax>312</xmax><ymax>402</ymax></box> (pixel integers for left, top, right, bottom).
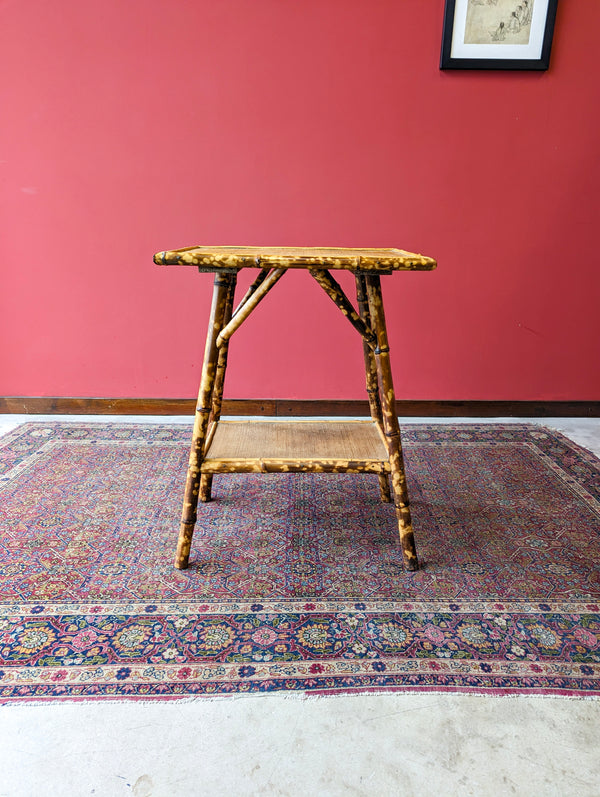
<box><xmin>1</xmin><ymin>415</ymin><xmax>599</xmax><ymax>797</ymax></box>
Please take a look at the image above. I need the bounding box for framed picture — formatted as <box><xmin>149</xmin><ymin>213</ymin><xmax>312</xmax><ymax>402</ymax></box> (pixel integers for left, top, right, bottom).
<box><xmin>440</xmin><ymin>0</ymin><xmax>559</xmax><ymax>70</ymax></box>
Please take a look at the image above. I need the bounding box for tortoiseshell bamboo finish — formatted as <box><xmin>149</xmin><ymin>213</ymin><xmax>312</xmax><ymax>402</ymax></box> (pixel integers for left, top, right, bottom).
<box><xmin>201</xmin><ymin>458</ymin><xmax>389</xmax><ymax>474</ymax></box>
<box><xmin>216</xmin><ymin>268</ymin><xmax>285</xmax><ymax>348</ymax></box>
<box><xmin>160</xmin><ymin>245</ymin><xmax>436</xmax><ymax>572</ymax></box>
<box><xmin>154</xmin><ymin>245</ymin><xmax>436</xmax><ymax>273</ymax></box>
<box><xmin>175</xmin><ymin>272</ymin><xmax>237</xmax><ymax>569</ymax></box>
<box><xmin>231</xmin><ymin>268</ymin><xmax>271</xmax><ymax>317</ymax></box>
<box><xmin>309</xmin><ymin>269</ymin><xmax>377</xmax><ymax>349</ymax></box>
<box><xmin>365</xmin><ymin>274</ymin><xmax>419</xmax><ymax>571</ymax></box>
<box><xmin>199</xmin><ymin>277</ymin><xmax>238</xmax><ymax>505</ymax></box>
<box><xmin>199</xmin><ymin>474</ymin><xmax>213</xmax><ymax>503</ymax></box>
<box><xmin>355</xmin><ymin>275</ymin><xmax>385</xmax><ymax>435</ymax></box>
<box><xmin>356</xmin><ymin>275</ymin><xmax>392</xmax><ymax>505</ymax></box>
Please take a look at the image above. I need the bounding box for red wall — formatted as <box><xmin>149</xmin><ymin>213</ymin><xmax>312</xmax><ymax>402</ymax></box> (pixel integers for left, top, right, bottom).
<box><xmin>1</xmin><ymin>0</ymin><xmax>599</xmax><ymax>401</ymax></box>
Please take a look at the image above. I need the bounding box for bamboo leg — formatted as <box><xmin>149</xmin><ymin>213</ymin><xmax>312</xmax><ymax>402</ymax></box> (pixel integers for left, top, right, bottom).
<box><xmin>175</xmin><ymin>272</ymin><xmax>236</xmax><ymax>569</ymax></box>
<box><xmin>365</xmin><ymin>275</ymin><xmax>419</xmax><ymax>571</ymax></box>
<box><xmin>356</xmin><ymin>274</ymin><xmax>391</xmax><ymax>504</ymax></box>
<box><xmin>199</xmin><ymin>474</ymin><xmax>213</xmax><ymax>503</ymax></box>
<box><xmin>378</xmin><ymin>474</ymin><xmax>392</xmax><ymax>503</ymax></box>
<box><xmin>210</xmin><ymin>276</ymin><xmax>237</xmax><ymax>425</ymax></box>
<box><xmin>200</xmin><ymin>276</ymin><xmax>238</xmax><ymax>503</ymax></box>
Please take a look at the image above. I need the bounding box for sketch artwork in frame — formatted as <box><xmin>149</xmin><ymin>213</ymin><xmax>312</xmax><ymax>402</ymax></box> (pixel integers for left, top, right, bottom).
<box><xmin>440</xmin><ymin>0</ymin><xmax>558</xmax><ymax>70</ymax></box>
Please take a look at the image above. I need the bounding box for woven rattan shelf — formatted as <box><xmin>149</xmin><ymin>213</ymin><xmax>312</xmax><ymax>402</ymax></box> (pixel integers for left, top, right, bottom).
<box><xmin>202</xmin><ymin>420</ymin><xmax>390</xmax><ymax>474</ymax></box>
<box><xmin>156</xmin><ymin>244</ymin><xmax>436</xmax><ymax>572</ymax></box>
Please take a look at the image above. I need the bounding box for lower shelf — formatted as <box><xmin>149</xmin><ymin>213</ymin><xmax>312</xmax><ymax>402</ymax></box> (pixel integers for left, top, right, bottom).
<box><xmin>201</xmin><ymin>419</ymin><xmax>390</xmax><ymax>474</ymax></box>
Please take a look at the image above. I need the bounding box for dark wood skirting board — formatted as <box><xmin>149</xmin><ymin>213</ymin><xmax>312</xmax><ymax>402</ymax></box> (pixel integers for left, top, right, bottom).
<box><xmin>1</xmin><ymin>397</ymin><xmax>599</xmax><ymax>417</ymax></box>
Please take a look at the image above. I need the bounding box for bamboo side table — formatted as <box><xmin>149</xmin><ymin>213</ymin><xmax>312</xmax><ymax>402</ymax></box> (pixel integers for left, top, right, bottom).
<box><xmin>154</xmin><ymin>246</ymin><xmax>436</xmax><ymax>572</ymax></box>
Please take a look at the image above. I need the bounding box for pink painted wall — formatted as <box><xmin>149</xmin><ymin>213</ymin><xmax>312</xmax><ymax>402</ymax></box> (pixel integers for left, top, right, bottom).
<box><xmin>1</xmin><ymin>0</ymin><xmax>599</xmax><ymax>401</ymax></box>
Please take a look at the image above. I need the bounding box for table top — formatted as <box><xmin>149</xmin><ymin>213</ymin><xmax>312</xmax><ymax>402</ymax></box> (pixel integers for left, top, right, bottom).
<box><xmin>154</xmin><ymin>245</ymin><xmax>436</xmax><ymax>273</ymax></box>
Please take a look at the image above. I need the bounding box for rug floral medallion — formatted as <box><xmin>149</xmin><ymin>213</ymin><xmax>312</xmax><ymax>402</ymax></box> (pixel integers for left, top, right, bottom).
<box><xmin>0</xmin><ymin>422</ymin><xmax>599</xmax><ymax>702</ymax></box>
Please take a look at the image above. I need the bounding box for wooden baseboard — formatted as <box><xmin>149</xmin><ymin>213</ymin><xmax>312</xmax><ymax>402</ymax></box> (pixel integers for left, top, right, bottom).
<box><xmin>1</xmin><ymin>397</ymin><xmax>599</xmax><ymax>417</ymax></box>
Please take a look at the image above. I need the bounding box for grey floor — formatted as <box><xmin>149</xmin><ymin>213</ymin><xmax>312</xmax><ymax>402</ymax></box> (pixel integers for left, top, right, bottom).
<box><xmin>1</xmin><ymin>415</ymin><xmax>599</xmax><ymax>797</ymax></box>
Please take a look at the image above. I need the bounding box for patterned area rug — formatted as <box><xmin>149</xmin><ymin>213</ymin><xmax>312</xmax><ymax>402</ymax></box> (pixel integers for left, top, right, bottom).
<box><xmin>1</xmin><ymin>422</ymin><xmax>599</xmax><ymax>702</ymax></box>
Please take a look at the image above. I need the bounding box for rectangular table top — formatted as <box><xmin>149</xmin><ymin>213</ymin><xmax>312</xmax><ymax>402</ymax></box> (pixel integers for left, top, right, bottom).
<box><xmin>154</xmin><ymin>245</ymin><xmax>436</xmax><ymax>273</ymax></box>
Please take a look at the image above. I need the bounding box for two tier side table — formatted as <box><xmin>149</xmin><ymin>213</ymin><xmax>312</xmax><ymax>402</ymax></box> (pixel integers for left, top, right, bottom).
<box><xmin>154</xmin><ymin>246</ymin><xmax>436</xmax><ymax>572</ymax></box>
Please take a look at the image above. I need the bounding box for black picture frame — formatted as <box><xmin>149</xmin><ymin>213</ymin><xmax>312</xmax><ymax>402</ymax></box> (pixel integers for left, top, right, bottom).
<box><xmin>440</xmin><ymin>0</ymin><xmax>558</xmax><ymax>70</ymax></box>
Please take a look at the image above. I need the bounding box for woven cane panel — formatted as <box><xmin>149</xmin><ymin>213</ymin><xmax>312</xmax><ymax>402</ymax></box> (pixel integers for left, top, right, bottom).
<box><xmin>205</xmin><ymin>420</ymin><xmax>388</xmax><ymax>462</ymax></box>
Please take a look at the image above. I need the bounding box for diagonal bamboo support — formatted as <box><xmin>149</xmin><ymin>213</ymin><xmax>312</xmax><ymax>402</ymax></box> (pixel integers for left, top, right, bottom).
<box><xmin>175</xmin><ymin>271</ymin><xmax>237</xmax><ymax>569</ymax></box>
<box><xmin>216</xmin><ymin>268</ymin><xmax>286</xmax><ymax>347</ymax></box>
<box><xmin>231</xmin><ymin>268</ymin><xmax>271</xmax><ymax>319</ymax></box>
<box><xmin>365</xmin><ymin>274</ymin><xmax>419</xmax><ymax>571</ymax></box>
<box><xmin>309</xmin><ymin>268</ymin><xmax>377</xmax><ymax>349</ymax></box>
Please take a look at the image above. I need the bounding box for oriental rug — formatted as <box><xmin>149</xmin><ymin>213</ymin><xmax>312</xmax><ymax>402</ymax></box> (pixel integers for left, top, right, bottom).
<box><xmin>0</xmin><ymin>422</ymin><xmax>599</xmax><ymax>702</ymax></box>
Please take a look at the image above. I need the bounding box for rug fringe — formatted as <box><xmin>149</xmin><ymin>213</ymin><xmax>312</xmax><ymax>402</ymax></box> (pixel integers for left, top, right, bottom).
<box><xmin>4</xmin><ymin>689</ymin><xmax>600</xmax><ymax>708</ymax></box>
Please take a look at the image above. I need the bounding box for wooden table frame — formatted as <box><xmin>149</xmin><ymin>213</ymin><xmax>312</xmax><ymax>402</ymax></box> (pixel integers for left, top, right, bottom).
<box><xmin>154</xmin><ymin>246</ymin><xmax>436</xmax><ymax>572</ymax></box>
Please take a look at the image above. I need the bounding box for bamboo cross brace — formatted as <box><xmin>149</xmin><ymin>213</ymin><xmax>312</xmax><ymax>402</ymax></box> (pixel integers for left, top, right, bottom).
<box><xmin>309</xmin><ymin>269</ymin><xmax>377</xmax><ymax>350</ymax></box>
<box><xmin>216</xmin><ymin>268</ymin><xmax>286</xmax><ymax>347</ymax></box>
<box><xmin>200</xmin><ymin>458</ymin><xmax>389</xmax><ymax>474</ymax></box>
<box><xmin>231</xmin><ymin>267</ymin><xmax>271</xmax><ymax>320</ymax></box>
